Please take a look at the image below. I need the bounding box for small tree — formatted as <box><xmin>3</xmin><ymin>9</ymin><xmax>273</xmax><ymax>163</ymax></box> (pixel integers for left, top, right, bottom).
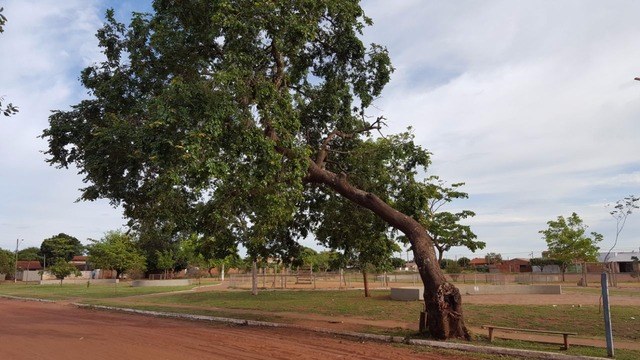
<box><xmin>400</xmin><ymin>177</ymin><xmax>484</xmax><ymax>262</ymax></box>
<box><xmin>87</xmin><ymin>231</ymin><xmax>147</xmax><ymax>279</ymax></box>
<box><xmin>605</xmin><ymin>195</ymin><xmax>639</xmax><ymax>262</ymax></box>
<box><xmin>485</xmin><ymin>252</ymin><xmax>502</xmax><ymax>265</ymax></box>
<box><xmin>539</xmin><ymin>212</ymin><xmax>602</xmax><ymax>281</ymax></box>
<box><xmin>156</xmin><ymin>250</ymin><xmax>176</xmax><ymax>279</ymax></box>
<box><xmin>48</xmin><ymin>259</ymin><xmax>81</xmax><ymax>285</ymax></box>
<box><xmin>0</xmin><ymin>249</ymin><xmax>14</xmax><ymax>278</ymax></box>
<box><xmin>40</xmin><ymin>233</ymin><xmax>84</xmax><ymax>263</ymax></box>
<box><xmin>457</xmin><ymin>257</ymin><xmax>471</xmax><ymax>269</ymax></box>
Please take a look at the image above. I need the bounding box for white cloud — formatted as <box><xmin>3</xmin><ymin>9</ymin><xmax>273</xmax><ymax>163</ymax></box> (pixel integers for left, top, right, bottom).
<box><xmin>362</xmin><ymin>0</ymin><xmax>640</xmax><ymax>257</ymax></box>
<box><xmin>0</xmin><ymin>0</ymin><xmax>124</xmax><ymax>250</ymax></box>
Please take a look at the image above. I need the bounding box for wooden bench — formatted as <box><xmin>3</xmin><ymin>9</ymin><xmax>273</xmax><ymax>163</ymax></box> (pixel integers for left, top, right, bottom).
<box><xmin>481</xmin><ymin>325</ymin><xmax>578</xmax><ymax>350</ymax></box>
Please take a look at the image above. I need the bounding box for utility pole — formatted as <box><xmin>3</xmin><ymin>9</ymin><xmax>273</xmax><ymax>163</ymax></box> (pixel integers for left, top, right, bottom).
<box><xmin>14</xmin><ymin>239</ymin><xmax>23</xmax><ymax>283</ymax></box>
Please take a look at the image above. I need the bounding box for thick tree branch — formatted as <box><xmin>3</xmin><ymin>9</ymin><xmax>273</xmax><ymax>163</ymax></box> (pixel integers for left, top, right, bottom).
<box><xmin>315</xmin><ymin>116</ymin><xmax>384</xmax><ymax>167</ymax></box>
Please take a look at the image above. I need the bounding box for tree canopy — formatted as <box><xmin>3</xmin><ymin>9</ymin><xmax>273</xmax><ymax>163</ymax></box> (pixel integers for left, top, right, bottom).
<box><xmin>47</xmin><ymin>259</ymin><xmax>81</xmax><ymax>285</ymax></box>
<box><xmin>18</xmin><ymin>247</ymin><xmax>41</xmax><ymax>261</ymax></box>
<box><xmin>42</xmin><ymin>0</ymin><xmax>469</xmax><ymax>340</ymax></box>
<box><xmin>87</xmin><ymin>231</ymin><xmax>147</xmax><ymax>279</ymax></box>
<box><xmin>539</xmin><ymin>212</ymin><xmax>602</xmax><ymax>280</ymax></box>
<box><xmin>40</xmin><ymin>233</ymin><xmax>84</xmax><ymax>264</ymax></box>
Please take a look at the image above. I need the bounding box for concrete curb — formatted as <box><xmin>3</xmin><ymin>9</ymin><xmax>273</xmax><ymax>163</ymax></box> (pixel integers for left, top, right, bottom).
<box><xmin>73</xmin><ymin>303</ymin><xmax>607</xmax><ymax>360</ymax></box>
<box><xmin>1</xmin><ymin>295</ymin><xmax>58</xmax><ymax>303</ymax></box>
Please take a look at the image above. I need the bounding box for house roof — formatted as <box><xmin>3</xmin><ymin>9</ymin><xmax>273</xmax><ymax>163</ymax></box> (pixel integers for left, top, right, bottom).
<box><xmin>71</xmin><ymin>256</ymin><xmax>88</xmax><ymax>262</ymax></box>
<box><xmin>469</xmin><ymin>258</ymin><xmax>487</xmax><ymax>265</ymax></box>
<box><xmin>597</xmin><ymin>251</ymin><xmax>639</xmax><ymax>263</ymax></box>
<box><xmin>16</xmin><ymin>261</ymin><xmax>43</xmax><ymax>270</ymax></box>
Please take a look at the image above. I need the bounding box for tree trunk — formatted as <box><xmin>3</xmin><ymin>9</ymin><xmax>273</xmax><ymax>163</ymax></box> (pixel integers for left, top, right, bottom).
<box><xmin>362</xmin><ymin>268</ymin><xmax>371</xmax><ymax>297</ymax></box>
<box><xmin>306</xmin><ymin>163</ymin><xmax>469</xmax><ymax>340</ymax></box>
<box><xmin>251</xmin><ymin>261</ymin><xmax>258</xmax><ymax>295</ymax></box>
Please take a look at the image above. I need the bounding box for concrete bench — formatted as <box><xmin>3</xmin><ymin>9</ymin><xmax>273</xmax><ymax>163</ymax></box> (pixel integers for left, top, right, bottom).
<box><xmin>481</xmin><ymin>324</ymin><xmax>577</xmax><ymax>350</ymax></box>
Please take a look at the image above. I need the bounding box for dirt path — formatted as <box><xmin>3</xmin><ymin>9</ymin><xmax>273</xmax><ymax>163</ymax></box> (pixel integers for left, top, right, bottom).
<box><xmin>0</xmin><ymin>298</ymin><xmax>477</xmax><ymax>360</ymax></box>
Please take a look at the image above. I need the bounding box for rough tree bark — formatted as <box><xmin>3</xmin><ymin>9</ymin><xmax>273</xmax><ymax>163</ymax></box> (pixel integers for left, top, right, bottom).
<box><xmin>306</xmin><ymin>162</ymin><xmax>470</xmax><ymax>340</ymax></box>
<box><xmin>362</xmin><ymin>268</ymin><xmax>371</xmax><ymax>298</ymax></box>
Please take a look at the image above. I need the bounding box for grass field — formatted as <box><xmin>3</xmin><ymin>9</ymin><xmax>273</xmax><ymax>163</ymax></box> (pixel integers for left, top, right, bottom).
<box><xmin>0</xmin><ymin>282</ymin><xmax>197</xmax><ymax>300</ymax></box>
<box><xmin>2</xmin><ymin>282</ymin><xmax>639</xmax><ymax>359</ymax></box>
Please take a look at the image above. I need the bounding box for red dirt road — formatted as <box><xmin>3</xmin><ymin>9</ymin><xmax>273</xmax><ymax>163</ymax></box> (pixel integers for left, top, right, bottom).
<box><xmin>0</xmin><ymin>298</ymin><xmax>471</xmax><ymax>360</ymax></box>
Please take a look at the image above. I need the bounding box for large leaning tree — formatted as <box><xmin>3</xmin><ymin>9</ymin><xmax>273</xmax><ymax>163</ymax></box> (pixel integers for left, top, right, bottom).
<box><xmin>41</xmin><ymin>0</ymin><xmax>469</xmax><ymax>339</ymax></box>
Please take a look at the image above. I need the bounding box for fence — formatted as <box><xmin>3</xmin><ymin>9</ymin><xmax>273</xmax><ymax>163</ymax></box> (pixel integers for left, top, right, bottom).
<box><xmin>228</xmin><ymin>270</ymin><xmax>639</xmax><ymax>290</ymax></box>
<box><xmin>228</xmin><ymin>271</ymin><xmax>410</xmax><ymax>290</ymax></box>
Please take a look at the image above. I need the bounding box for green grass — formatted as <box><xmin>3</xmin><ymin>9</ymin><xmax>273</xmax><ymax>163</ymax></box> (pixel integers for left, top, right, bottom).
<box><xmin>564</xmin><ymin>286</ymin><xmax>640</xmax><ymax>297</ymax></box>
<box><xmin>84</xmin><ymin>302</ymin><xmax>288</xmax><ymax>323</ymax></box>
<box><xmin>110</xmin><ymin>289</ymin><xmax>422</xmax><ymax>320</ymax></box>
<box><xmin>0</xmin><ymin>282</ymin><xmax>196</xmax><ymax>300</ymax></box>
<box><xmin>89</xmin><ymin>289</ymin><xmax>640</xmax><ymax>341</ymax></box>
<box><xmin>464</xmin><ymin>304</ymin><xmax>640</xmax><ymax>340</ymax></box>
<box><xmin>474</xmin><ymin>337</ymin><xmax>639</xmax><ymax>360</ymax></box>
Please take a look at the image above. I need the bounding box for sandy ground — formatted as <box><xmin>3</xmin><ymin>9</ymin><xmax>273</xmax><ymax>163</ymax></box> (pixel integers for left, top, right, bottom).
<box><xmin>0</xmin><ymin>298</ymin><xmax>476</xmax><ymax>360</ymax></box>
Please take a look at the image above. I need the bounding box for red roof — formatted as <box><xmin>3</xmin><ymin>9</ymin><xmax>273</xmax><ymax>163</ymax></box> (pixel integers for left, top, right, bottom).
<box><xmin>72</xmin><ymin>256</ymin><xmax>88</xmax><ymax>262</ymax></box>
<box><xmin>16</xmin><ymin>261</ymin><xmax>43</xmax><ymax>270</ymax></box>
<box><xmin>469</xmin><ymin>258</ymin><xmax>487</xmax><ymax>265</ymax></box>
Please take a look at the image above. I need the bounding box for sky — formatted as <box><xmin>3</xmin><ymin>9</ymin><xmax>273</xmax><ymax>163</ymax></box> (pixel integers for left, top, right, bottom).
<box><xmin>1</xmin><ymin>0</ymin><xmax>638</xmax><ymax>261</ymax></box>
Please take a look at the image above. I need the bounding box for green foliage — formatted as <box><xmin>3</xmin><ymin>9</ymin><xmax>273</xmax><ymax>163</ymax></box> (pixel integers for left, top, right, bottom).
<box><xmin>397</xmin><ymin>176</ymin><xmax>483</xmax><ymax>261</ymax></box>
<box><xmin>47</xmin><ymin>259</ymin><xmax>81</xmax><ymax>284</ymax></box>
<box><xmin>0</xmin><ymin>7</ymin><xmax>7</xmax><ymax>33</ymax></box>
<box><xmin>40</xmin><ymin>0</ymin><xmax>467</xmax><ymax>336</ymax></box>
<box><xmin>40</xmin><ymin>0</ymin><xmax>396</xmax><ymax>258</ymax></box>
<box><xmin>0</xmin><ymin>8</ymin><xmax>18</xmax><ymax>117</ymax></box>
<box><xmin>87</xmin><ymin>231</ymin><xmax>147</xmax><ymax>279</ymax></box>
<box><xmin>18</xmin><ymin>247</ymin><xmax>41</xmax><ymax>261</ymax></box>
<box><xmin>390</xmin><ymin>257</ymin><xmax>406</xmax><ymax>269</ymax></box>
<box><xmin>40</xmin><ymin>233</ymin><xmax>84</xmax><ymax>263</ymax></box>
<box><xmin>539</xmin><ymin>212</ymin><xmax>602</xmax><ymax>278</ymax></box>
<box><xmin>156</xmin><ymin>249</ymin><xmax>176</xmax><ymax>276</ymax></box>
<box><xmin>0</xmin><ymin>249</ymin><xmax>14</xmax><ymax>275</ymax></box>
<box><xmin>315</xmin><ymin>191</ymin><xmax>400</xmax><ymax>273</ymax></box>
<box><xmin>484</xmin><ymin>252</ymin><xmax>502</xmax><ymax>265</ymax></box>
<box><xmin>443</xmin><ymin>260</ymin><xmax>462</xmax><ymax>274</ymax></box>
<box><xmin>457</xmin><ymin>257</ymin><xmax>470</xmax><ymax>268</ymax></box>
<box><xmin>0</xmin><ymin>95</ymin><xmax>18</xmax><ymax>117</ymax></box>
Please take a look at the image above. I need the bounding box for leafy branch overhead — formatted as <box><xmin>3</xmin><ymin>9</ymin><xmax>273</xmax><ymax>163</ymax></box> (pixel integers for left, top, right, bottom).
<box><xmin>0</xmin><ymin>8</ymin><xmax>18</xmax><ymax>117</ymax></box>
